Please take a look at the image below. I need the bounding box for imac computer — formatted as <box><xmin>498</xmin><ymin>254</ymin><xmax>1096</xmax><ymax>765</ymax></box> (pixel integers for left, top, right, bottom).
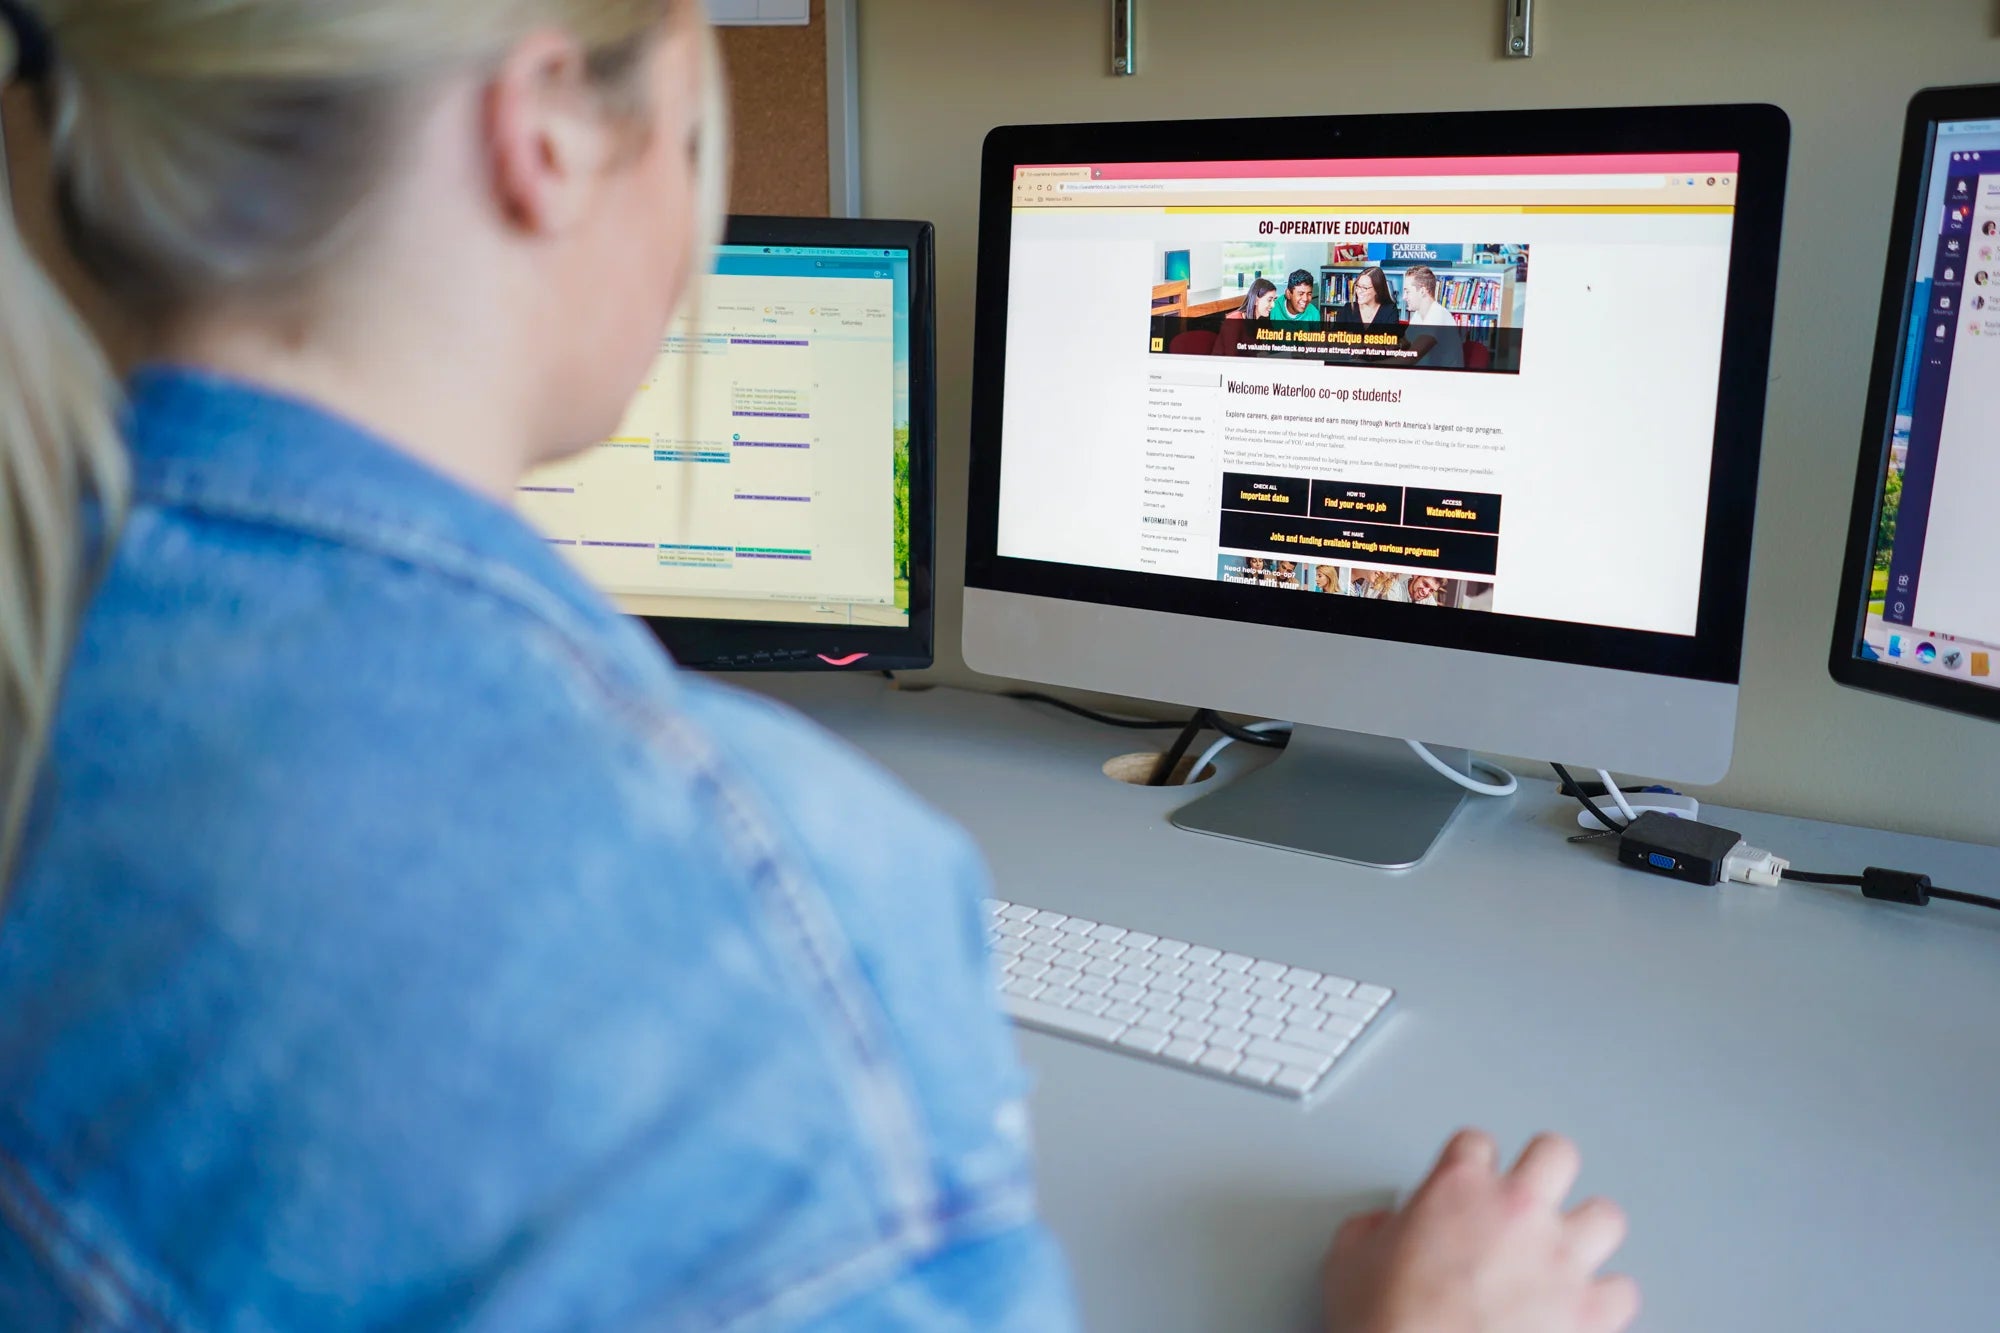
<box><xmin>521</xmin><ymin>216</ymin><xmax>936</xmax><ymax>672</ymax></box>
<box><xmin>964</xmin><ymin>106</ymin><xmax>1791</xmax><ymax>867</ymax></box>
<box><xmin>1833</xmin><ymin>84</ymin><xmax>2000</xmax><ymax>724</ymax></box>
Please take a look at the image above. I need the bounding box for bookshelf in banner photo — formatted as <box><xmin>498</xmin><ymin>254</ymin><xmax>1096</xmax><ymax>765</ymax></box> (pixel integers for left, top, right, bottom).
<box><xmin>1319</xmin><ymin>244</ymin><xmax>1525</xmax><ymax>341</ymax></box>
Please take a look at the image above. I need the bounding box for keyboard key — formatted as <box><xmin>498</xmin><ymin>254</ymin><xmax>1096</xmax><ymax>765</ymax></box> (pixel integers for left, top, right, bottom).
<box><xmin>1057</xmin><ymin>918</ymin><xmax>1096</xmax><ymax>936</ymax></box>
<box><xmin>1250</xmin><ymin>978</ymin><xmax>1289</xmax><ymax>1001</ymax></box>
<box><xmin>984</xmin><ymin>899</ymin><xmax>1005</xmax><ymax>914</ymax></box>
<box><xmin>1107</xmin><ymin>982</ymin><xmax>1147</xmax><ymax>1005</ymax></box>
<box><xmin>1083</xmin><ymin>959</ymin><xmax>1121</xmax><ymax>979</ymax></box>
<box><xmin>1089</xmin><ymin>924</ymin><xmax>1128</xmax><ymax>944</ymax></box>
<box><xmin>1183</xmin><ymin>945</ymin><xmax>1222</xmax><ymax>966</ymax></box>
<box><xmin>1320</xmin><ymin>1015</ymin><xmax>1366</xmax><ymax>1041</ymax></box>
<box><xmin>1138</xmin><ymin>989</ymin><xmax>1178</xmax><ymax>1013</ymax></box>
<box><xmin>1145</xmin><ymin>972</ymin><xmax>1189</xmax><ymax>997</ymax></box>
<box><xmin>1243</xmin><ymin>1037</ymin><xmax>1336</xmax><ymax>1073</ymax></box>
<box><xmin>1283</xmin><ymin>967</ymin><xmax>1322</xmax><ymax>989</ymax></box>
<box><xmin>1003</xmin><ymin>993</ymin><xmax>1126</xmax><ymax>1042</ymax></box>
<box><xmin>1148</xmin><ymin>954</ymin><xmax>1190</xmax><ymax>978</ymax></box>
<box><xmin>1150</xmin><ymin>938</ymin><xmax>1191</xmax><ymax>959</ymax></box>
<box><xmin>1173</xmin><ymin>999</ymin><xmax>1214</xmax><ymax>1022</ymax></box>
<box><xmin>1248</xmin><ymin>960</ymin><xmax>1288</xmax><ymax>981</ymax></box>
<box><xmin>1243</xmin><ymin>1014</ymin><xmax>1284</xmax><ymax>1039</ymax></box>
<box><xmin>1023</xmin><ymin>944</ymin><xmax>1060</xmax><ymax>965</ymax></box>
<box><xmin>1213</xmin><ymin>992</ymin><xmax>1252</xmax><ymax>1015</ymax></box>
<box><xmin>1282</xmin><ymin>1024</ymin><xmax>1351</xmax><ymax>1055</ymax></box>
<box><xmin>1198</xmin><ymin>1049</ymin><xmax>1243</xmax><ymax>1076</ymax></box>
<box><xmin>1216</xmin><ymin>952</ymin><xmax>1253</xmax><ymax>973</ymax></box>
<box><xmin>1214</xmin><ymin>969</ymin><xmax>1253</xmax><ymax>992</ymax></box>
<box><xmin>1104</xmin><ymin>1001</ymin><xmax>1145</xmax><ymax>1025</ymax></box>
<box><xmin>1030</xmin><ymin>911</ymin><xmax>1067</xmax><ymax>928</ymax></box>
<box><xmin>1176</xmin><ymin>1021</ymin><xmax>1215</xmax><ymax>1045</ymax></box>
<box><xmin>1027</xmin><ymin>927</ymin><xmax>1064</xmax><ymax>947</ymax></box>
<box><xmin>1002</xmin><ymin>976</ymin><xmax>1047</xmax><ymax>1001</ymax></box>
<box><xmin>1235</xmin><ymin>1057</ymin><xmax>1280</xmax><ymax>1086</ymax></box>
<box><xmin>1071</xmin><ymin>994</ymin><xmax>1112</xmax><ymax>1017</ymax></box>
<box><xmin>1181</xmin><ymin>983</ymin><xmax>1223</xmax><ymax>1005</ymax></box>
<box><xmin>1133</xmin><ymin>1009</ymin><xmax>1178</xmax><ymax>1035</ymax></box>
<box><xmin>1000</xmin><ymin>904</ymin><xmax>1036</xmax><ymax>921</ymax></box>
<box><xmin>1319</xmin><ymin>996</ymin><xmax>1378</xmax><ymax>1022</ymax></box>
<box><xmin>1044</xmin><ymin>967</ymin><xmax>1082</xmax><ymax>993</ymax></box>
<box><xmin>1122</xmin><ymin>931</ymin><xmax>1159</xmax><ymax>950</ymax></box>
<box><xmin>995</xmin><ymin>937</ymin><xmax>1028</xmax><ymax>957</ymax></box>
<box><xmin>1284</xmin><ymin>986</ymin><xmax>1321</xmax><ymax>1009</ymax></box>
<box><xmin>1208</xmin><ymin>1027</ymin><xmax>1251</xmax><ymax>1052</ymax></box>
<box><xmin>1040</xmin><ymin>987</ymin><xmax>1080</xmax><ymax>1010</ymax></box>
<box><xmin>1118</xmin><ymin>1027</ymin><xmax>1171</xmax><ymax>1055</ymax></box>
<box><xmin>1112</xmin><ymin>963</ymin><xmax>1153</xmax><ymax>985</ymax></box>
<box><xmin>997</xmin><ymin>919</ymin><xmax>1032</xmax><ymax>938</ymax></box>
<box><xmin>1073</xmin><ymin>975</ymin><xmax>1112</xmax><ymax>996</ymax></box>
<box><xmin>1272</xmin><ymin>1067</ymin><xmax>1320</xmax><ymax>1097</ymax></box>
<box><xmin>1317</xmin><ymin>975</ymin><xmax>1357</xmax><ymax>997</ymax></box>
<box><xmin>1160</xmin><ymin>1039</ymin><xmax>1205</xmax><ymax>1064</ymax></box>
<box><xmin>1085</xmin><ymin>940</ymin><xmax>1126</xmax><ymax>960</ymax></box>
<box><xmin>1181</xmin><ymin>963</ymin><xmax>1221</xmax><ymax>986</ymax></box>
<box><xmin>1352</xmin><ymin>983</ymin><xmax>1394</xmax><ymax>1007</ymax></box>
<box><xmin>1251</xmin><ymin>997</ymin><xmax>1292</xmax><ymax>1020</ymax></box>
<box><xmin>1010</xmin><ymin>960</ymin><xmax>1048</xmax><ymax>982</ymax></box>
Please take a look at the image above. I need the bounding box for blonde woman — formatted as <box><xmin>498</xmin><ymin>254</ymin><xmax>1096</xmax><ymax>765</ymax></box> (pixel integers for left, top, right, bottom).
<box><xmin>0</xmin><ymin>4</ymin><xmax>1635</xmax><ymax>1330</ymax></box>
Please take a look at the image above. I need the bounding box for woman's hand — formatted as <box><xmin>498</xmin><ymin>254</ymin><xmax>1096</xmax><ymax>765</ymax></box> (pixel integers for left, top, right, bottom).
<box><xmin>1322</xmin><ymin>1129</ymin><xmax>1639</xmax><ymax>1333</ymax></box>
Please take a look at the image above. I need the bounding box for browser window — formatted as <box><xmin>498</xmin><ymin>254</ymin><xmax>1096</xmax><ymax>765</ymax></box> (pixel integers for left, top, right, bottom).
<box><xmin>995</xmin><ymin>154</ymin><xmax>1741</xmax><ymax>634</ymax></box>
<box><xmin>520</xmin><ymin>245</ymin><xmax>912</xmax><ymax>628</ymax></box>
<box><xmin>1861</xmin><ymin>119</ymin><xmax>2000</xmax><ymax>692</ymax></box>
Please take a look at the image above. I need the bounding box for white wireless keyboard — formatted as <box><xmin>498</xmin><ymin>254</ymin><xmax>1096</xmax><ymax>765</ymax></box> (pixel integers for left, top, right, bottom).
<box><xmin>987</xmin><ymin>899</ymin><xmax>1395</xmax><ymax>1101</ymax></box>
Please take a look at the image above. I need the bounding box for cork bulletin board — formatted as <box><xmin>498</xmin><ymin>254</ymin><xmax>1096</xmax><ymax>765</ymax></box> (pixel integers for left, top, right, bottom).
<box><xmin>718</xmin><ymin>0</ymin><xmax>837</xmax><ymax>217</ymax></box>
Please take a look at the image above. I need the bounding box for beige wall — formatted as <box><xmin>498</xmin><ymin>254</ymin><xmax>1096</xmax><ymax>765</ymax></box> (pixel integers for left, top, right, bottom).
<box><xmin>854</xmin><ymin>0</ymin><xmax>2000</xmax><ymax>846</ymax></box>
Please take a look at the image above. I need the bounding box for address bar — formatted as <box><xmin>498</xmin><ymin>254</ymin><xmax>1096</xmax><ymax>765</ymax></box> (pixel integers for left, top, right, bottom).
<box><xmin>1058</xmin><ymin>174</ymin><xmax>1670</xmax><ymax>193</ymax></box>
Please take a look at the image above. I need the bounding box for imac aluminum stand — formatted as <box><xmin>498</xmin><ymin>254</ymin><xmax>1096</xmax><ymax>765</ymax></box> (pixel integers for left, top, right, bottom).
<box><xmin>1169</xmin><ymin>726</ymin><xmax>1471</xmax><ymax>869</ymax></box>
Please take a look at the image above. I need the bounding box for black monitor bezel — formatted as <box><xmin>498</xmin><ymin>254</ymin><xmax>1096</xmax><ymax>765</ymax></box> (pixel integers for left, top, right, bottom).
<box><xmin>965</xmin><ymin>105</ymin><xmax>1792</xmax><ymax>685</ymax></box>
<box><xmin>636</xmin><ymin>215</ymin><xmax>936</xmax><ymax>673</ymax></box>
<box><xmin>1829</xmin><ymin>84</ymin><xmax>2000</xmax><ymax>724</ymax></box>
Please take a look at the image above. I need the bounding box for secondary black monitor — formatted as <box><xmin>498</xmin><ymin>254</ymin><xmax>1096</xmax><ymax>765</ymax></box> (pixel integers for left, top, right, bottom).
<box><xmin>520</xmin><ymin>216</ymin><xmax>936</xmax><ymax>672</ymax></box>
<box><xmin>1833</xmin><ymin>85</ymin><xmax>2000</xmax><ymax>722</ymax></box>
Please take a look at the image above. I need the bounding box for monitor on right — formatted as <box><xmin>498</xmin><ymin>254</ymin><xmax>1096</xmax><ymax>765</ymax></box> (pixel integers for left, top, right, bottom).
<box><xmin>1834</xmin><ymin>84</ymin><xmax>2000</xmax><ymax>723</ymax></box>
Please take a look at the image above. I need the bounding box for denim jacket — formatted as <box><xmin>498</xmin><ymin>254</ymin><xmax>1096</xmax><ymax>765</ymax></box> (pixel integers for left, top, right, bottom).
<box><xmin>0</xmin><ymin>367</ymin><xmax>1077</xmax><ymax>1333</ymax></box>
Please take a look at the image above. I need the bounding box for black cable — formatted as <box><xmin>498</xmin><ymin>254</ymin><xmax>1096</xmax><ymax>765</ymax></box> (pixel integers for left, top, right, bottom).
<box><xmin>1551</xmin><ymin>762</ymin><xmax>1627</xmax><ymax>833</ymax></box>
<box><xmin>1931</xmin><ymin>887</ymin><xmax>2000</xmax><ymax>911</ymax></box>
<box><xmin>1782</xmin><ymin>866</ymin><xmax>2000</xmax><ymax>914</ymax></box>
<box><xmin>1002</xmin><ymin>691</ymin><xmax>1193</xmax><ymax>732</ymax></box>
<box><xmin>1150</xmin><ymin>710</ymin><xmax>1214</xmax><ymax>787</ymax></box>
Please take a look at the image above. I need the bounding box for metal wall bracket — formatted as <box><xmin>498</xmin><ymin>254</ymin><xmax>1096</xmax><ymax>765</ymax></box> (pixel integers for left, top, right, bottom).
<box><xmin>1505</xmin><ymin>0</ymin><xmax>1535</xmax><ymax>58</ymax></box>
<box><xmin>1113</xmin><ymin>0</ymin><xmax>1138</xmax><ymax>76</ymax></box>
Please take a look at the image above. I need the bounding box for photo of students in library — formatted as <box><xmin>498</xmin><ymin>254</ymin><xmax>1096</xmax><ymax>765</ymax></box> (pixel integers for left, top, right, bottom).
<box><xmin>1148</xmin><ymin>241</ymin><xmax>1528</xmax><ymax>371</ymax></box>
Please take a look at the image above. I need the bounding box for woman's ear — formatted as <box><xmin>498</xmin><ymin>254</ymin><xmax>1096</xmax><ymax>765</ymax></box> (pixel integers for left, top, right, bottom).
<box><xmin>485</xmin><ymin>29</ymin><xmax>616</xmax><ymax>234</ymax></box>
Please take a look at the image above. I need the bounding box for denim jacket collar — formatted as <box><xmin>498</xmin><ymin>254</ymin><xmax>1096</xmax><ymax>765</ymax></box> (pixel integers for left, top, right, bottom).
<box><xmin>124</xmin><ymin>364</ymin><xmax>643</xmax><ymax>660</ymax></box>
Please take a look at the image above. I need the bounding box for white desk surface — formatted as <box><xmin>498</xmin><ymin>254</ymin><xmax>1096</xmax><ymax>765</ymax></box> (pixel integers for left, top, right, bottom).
<box><xmin>744</xmin><ymin>673</ymin><xmax>2000</xmax><ymax>1333</ymax></box>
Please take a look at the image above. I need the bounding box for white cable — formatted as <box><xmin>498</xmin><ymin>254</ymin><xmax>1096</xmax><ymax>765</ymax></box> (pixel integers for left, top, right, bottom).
<box><xmin>1405</xmin><ymin>740</ymin><xmax>1519</xmax><ymax>797</ymax></box>
<box><xmin>1595</xmin><ymin>768</ymin><xmax>1639</xmax><ymax>822</ymax></box>
<box><xmin>1185</xmin><ymin>721</ymin><xmax>1292</xmax><ymax>785</ymax></box>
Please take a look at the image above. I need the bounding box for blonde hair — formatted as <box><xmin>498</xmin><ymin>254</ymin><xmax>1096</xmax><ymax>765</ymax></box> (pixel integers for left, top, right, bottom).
<box><xmin>1</xmin><ymin>0</ymin><xmax>725</xmax><ymax>878</ymax></box>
